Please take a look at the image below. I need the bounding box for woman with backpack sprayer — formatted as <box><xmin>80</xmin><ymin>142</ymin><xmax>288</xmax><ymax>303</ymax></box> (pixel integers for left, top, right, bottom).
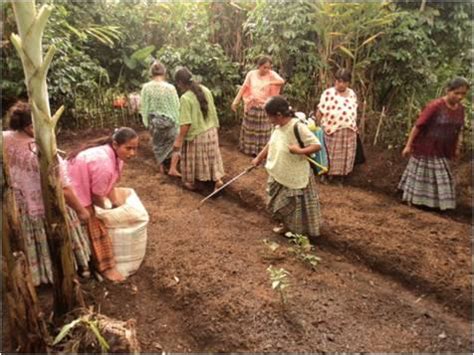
<box><xmin>251</xmin><ymin>96</ymin><xmax>322</xmax><ymax>238</ymax></box>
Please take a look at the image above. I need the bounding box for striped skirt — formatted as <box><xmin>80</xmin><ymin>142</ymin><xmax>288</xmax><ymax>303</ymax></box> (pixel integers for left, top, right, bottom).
<box><xmin>239</xmin><ymin>106</ymin><xmax>272</xmax><ymax>156</ymax></box>
<box><xmin>149</xmin><ymin>114</ymin><xmax>178</xmax><ymax>165</ymax></box>
<box><xmin>18</xmin><ymin>206</ymin><xmax>91</xmax><ymax>286</ymax></box>
<box><xmin>325</xmin><ymin>128</ymin><xmax>357</xmax><ymax>176</ymax></box>
<box><xmin>267</xmin><ymin>175</ymin><xmax>321</xmax><ymax>237</ymax></box>
<box><xmin>181</xmin><ymin>127</ymin><xmax>225</xmax><ymax>184</ymax></box>
<box><xmin>398</xmin><ymin>156</ymin><xmax>456</xmax><ymax>210</ymax></box>
<box><xmin>86</xmin><ymin>207</ymin><xmax>116</xmax><ymax>273</ymax></box>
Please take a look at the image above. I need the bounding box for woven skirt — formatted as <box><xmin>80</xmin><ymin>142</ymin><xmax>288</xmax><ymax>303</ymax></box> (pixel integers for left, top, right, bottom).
<box><xmin>181</xmin><ymin>127</ymin><xmax>225</xmax><ymax>184</ymax></box>
<box><xmin>149</xmin><ymin>114</ymin><xmax>178</xmax><ymax>165</ymax></box>
<box><xmin>239</xmin><ymin>106</ymin><xmax>272</xmax><ymax>156</ymax></box>
<box><xmin>86</xmin><ymin>207</ymin><xmax>116</xmax><ymax>273</ymax></box>
<box><xmin>398</xmin><ymin>156</ymin><xmax>456</xmax><ymax>210</ymax></box>
<box><xmin>324</xmin><ymin>128</ymin><xmax>357</xmax><ymax>176</ymax></box>
<box><xmin>267</xmin><ymin>175</ymin><xmax>321</xmax><ymax>237</ymax></box>
<box><xmin>18</xmin><ymin>206</ymin><xmax>91</xmax><ymax>286</ymax></box>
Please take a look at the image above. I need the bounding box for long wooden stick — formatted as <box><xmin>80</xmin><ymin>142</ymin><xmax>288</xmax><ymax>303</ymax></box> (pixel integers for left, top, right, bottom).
<box><xmin>373</xmin><ymin>106</ymin><xmax>386</xmax><ymax>146</ymax></box>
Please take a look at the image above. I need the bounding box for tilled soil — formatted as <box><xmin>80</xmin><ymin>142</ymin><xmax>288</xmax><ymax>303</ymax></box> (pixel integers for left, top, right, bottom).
<box><xmin>82</xmin><ymin>128</ymin><xmax>470</xmax><ymax>352</ymax></box>
<box><xmin>3</xmin><ymin>127</ymin><xmax>471</xmax><ymax>352</ymax></box>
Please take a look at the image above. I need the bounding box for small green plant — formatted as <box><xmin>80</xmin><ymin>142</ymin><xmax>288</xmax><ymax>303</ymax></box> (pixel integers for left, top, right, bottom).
<box><xmin>267</xmin><ymin>265</ymin><xmax>290</xmax><ymax>305</ymax></box>
<box><xmin>53</xmin><ymin>314</ymin><xmax>110</xmax><ymax>352</ymax></box>
<box><xmin>285</xmin><ymin>232</ymin><xmax>322</xmax><ymax>270</ymax></box>
<box><xmin>263</xmin><ymin>238</ymin><xmax>280</xmax><ymax>252</ymax></box>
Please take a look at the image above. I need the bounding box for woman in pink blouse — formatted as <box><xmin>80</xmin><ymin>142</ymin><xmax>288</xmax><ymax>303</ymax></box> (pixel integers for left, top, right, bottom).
<box><xmin>67</xmin><ymin>127</ymin><xmax>139</xmax><ymax>282</ymax></box>
<box><xmin>231</xmin><ymin>55</ymin><xmax>285</xmax><ymax>156</ymax></box>
<box><xmin>3</xmin><ymin>101</ymin><xmax>91</xmax><ymax>286</ymax></box>
<box><xmin>316</xmin><ymin>69</ymin><xmax>358</xmax><ymax>184</ymax></box>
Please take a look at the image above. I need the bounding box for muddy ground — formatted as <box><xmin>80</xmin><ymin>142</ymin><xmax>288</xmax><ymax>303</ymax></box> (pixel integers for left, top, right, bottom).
<box><xmin>4</xmin><ymin>126</ymin><xmax>473</xmax><ymax>352</ymax></box>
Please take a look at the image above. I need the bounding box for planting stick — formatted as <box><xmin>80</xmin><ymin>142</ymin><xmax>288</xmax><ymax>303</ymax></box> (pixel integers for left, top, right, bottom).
<box><xmin>373</xmin><ymin>106</ymin><xmax>386</xmax><ymax>146</ymax></box>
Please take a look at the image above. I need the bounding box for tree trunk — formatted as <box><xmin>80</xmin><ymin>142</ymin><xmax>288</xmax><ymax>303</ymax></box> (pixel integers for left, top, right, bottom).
<box><xmin>2</xmin><ymin>150</ymin><xmax>50</xmax><ymax>353</ymax></box>
<box><xmin>11</xmin><ymin>0</ymin><xmax>80</xmax><ymax>317</ymax></box>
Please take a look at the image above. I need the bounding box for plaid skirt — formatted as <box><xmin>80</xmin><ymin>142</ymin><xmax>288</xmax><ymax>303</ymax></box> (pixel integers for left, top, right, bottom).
<box><xmin>181</xmin><ymin>127</ymin><xmax>225</xmax><ymax>184</ymax></box>
<box><xmin>18</xmin><ymin>206</ymin><xmax>91</xmax><ymax>286</ymax></box>
<box><xmin>398</xmin><ymin>156</ymin><xmax>456</xmax><ymax>210</ymax></box>
<box><xmin>86</xmin><ymin>207</ymin><xmax>116</xmax><ymax>273</ymax></box>
<box><xmin>324</xmin><ymin>128</ymin><xmax>357</xmax><ymax>176</ymax></box>
<box><xmin>239</xmin><ymin>106</ymin><xmax>272</xmax><ymax>156</ymax></box>
<box><xmin>149</xmin><ymin>114</ymin><xmax>178</xmax><ymax>165</ymax></box>
<box><xmin>267</xmin><ymin>175</ymin><xmax>321</xmax><ymax>237</ymax></box>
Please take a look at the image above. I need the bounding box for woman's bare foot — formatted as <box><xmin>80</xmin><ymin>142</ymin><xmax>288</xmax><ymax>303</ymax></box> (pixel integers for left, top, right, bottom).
<box><xmin>214</xmin><ymin>179</ymin><xmax>224</xmax><ymax>191</ymax></box>
<box><xmin>184</xmin><ymin>182</ymin><xmax>196</xmax><ymax>191</ymax></box>
<box><xmin>168</xmin><ymin>169</ymin><xmax>182</xmax><ymax>178</ymax></box>
<box><xmin>103</xmin><ymin>268</ymin><xmax>125</xmax><ymax>282</ymax></box>
<box><xmin>158</xmin><ymin>164</ymin><xmax>165</xmax><ymax>174</ymax></box>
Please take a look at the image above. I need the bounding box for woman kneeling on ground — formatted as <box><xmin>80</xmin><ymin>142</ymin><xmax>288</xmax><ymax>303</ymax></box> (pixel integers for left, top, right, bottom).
<box><xmin>172</xmin><ymin>67</ymin><xmax>225</xmax><ymax>191</ymax></box>
<box><xmin>398</xmin><ymin>77</ymin><xmax>470</xmax><ymax>210</ymax></box>
<box><xmin>67</xmin><ymin>127</ymin><xmax>139</xmax><ymax>282</ymax></box>
<box><xmin>3</xmin><ymin>101</ymin><xmax>92</xmax><ymax>286</ymax></box>
<box><xmin>252</xmin><ymin>96</ymin><xmax>322</xmax><ymax>238</ymax></box>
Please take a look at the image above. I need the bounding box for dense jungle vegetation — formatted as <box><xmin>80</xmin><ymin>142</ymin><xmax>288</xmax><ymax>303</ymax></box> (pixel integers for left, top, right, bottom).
<box><xmin>1</xmin><ymin>0</ymin><xmax>472</xmax><ymax>150</ymax></box>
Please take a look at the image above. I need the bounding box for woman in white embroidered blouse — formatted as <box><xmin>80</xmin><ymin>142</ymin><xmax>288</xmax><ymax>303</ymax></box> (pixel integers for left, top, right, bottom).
<box><xmin>316</xmin><ymin>69</ymin><xmax>358</xmax><ymax>184</ymax></box>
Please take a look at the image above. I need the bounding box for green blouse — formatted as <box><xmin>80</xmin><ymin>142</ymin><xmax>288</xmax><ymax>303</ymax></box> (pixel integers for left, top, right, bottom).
<box><xmin>178</xmin><ymin>85</ymin><xmax>219</xmax><ymax>141</ymax></box>
<box><xmin>140</xmin><ymin>80</ymin><xmax>180</xmax><ymax>128</ymax></box>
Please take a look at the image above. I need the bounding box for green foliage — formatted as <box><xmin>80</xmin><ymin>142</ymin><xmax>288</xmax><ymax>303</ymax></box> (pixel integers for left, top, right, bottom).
<box><xmin>157</xmin><ymin>43</ymin><xmax>240</xmax><ymax>125</ymax></box>
<box><xmin>2</xmin><ymin>0</ymin><xmax>471</xmax><ymax>149</ymax></box>
<box><xmin>267</xmin><ymin>265</ymin><xmax>290</xmax><ymax>305</ymax></box>
<box><xmin>285</xmin><ymin>232</ymin><xmax>321</xmax><ymax>270</ymax></box>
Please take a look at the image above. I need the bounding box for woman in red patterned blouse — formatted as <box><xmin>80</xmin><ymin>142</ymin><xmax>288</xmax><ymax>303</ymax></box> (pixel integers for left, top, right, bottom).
<box><xmin>398</xmin><ymin>77</ymin><xmax>470</xmax><ymax>210</ymax></box>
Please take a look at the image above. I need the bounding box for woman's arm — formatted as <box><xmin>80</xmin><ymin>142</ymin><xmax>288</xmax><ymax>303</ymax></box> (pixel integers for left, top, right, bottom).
<box><xmin>63</xmin><ymin>186</ymin><xmax>90</xmax><ymax>221</ymax></box>
<box><xmin>402</xmin><ymin>126</ymin><xmax>421</xmax><ymax>157</ymax></box>
<box><xmin>252</xmin><ymin>144</ymin><xmax>269</xmax><ymax>166</ymax></box>
<box><xmin>173</xmin><ymin>124</ymin><xmax>191</xmax><ymax>152</ymax></box>
<box><xmin>454</xmin><ymin>129</ymin><xmax>463</xmax><ymax>160</ymax></box>
<box><xmin>231</xmin><ymin>84</ymin><xmax>247</xmax><ymax>112</ymax></box>
<box><xmin>288</xmin><ymin>143</ymin><xmax>321</xmax><ymax>155</ymax></box>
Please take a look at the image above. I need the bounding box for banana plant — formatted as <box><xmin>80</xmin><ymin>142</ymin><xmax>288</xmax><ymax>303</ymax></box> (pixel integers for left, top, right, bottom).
<box><xmin>10</xmin><ymin>0</ymin><xmax>80</xmax><ymax>317</ymax></box>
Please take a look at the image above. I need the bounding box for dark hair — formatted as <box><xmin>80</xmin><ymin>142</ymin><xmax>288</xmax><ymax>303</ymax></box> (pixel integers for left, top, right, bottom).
<box><xmin>150</xmin><ymin>61</ymin><xmax>166</xmax><ymax>77</ymax></box>
<box><xmin>335</xmin><ymin>69</ymin><xmax>352</xmax><ymax>83</ymax></box>
<box><xmin>175</xmin><ymin>67</ymin><xmax>209</xmax><ymax>117</ymax></box>
<box><xmin>446</xmin><ymin>77</ymin><xmax>470</xmax><ymax>91</ymax></box>
<box><xmin>257</xmin><ymin>55</ymin><xmax>272</xmax><ymax>67</ymax></box>
<box><xmin>67</xmin><ymin>127</ymin><xmax>138</xmax><ymax>160</ymax></box>
<box><xmin>7</xmin><ymin>101</ymin><xmax>32</xmax><ymax>130</ymax></box>
<box><xmin>264</xmin><ymin>96</ymin><xmax>295</xmax><ymax>117</ymax></box>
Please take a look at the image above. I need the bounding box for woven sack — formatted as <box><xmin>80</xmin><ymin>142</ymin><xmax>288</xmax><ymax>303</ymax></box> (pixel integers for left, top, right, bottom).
<box><xmin>95</xmin><ymin>188</ymin><xmax>149</xmax><ymax>277</ymax></box>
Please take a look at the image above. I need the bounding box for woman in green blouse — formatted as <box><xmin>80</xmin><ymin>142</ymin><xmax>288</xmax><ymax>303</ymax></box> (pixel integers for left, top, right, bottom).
<box><xmin>140</xmin><ymin>61</ymin><xmax>181</xmax><ymax>175</ymax></box>
<box><xmin>172</xmin><ymin>67</ymin><xmax>225</xmax><ymax>191</ymax></box>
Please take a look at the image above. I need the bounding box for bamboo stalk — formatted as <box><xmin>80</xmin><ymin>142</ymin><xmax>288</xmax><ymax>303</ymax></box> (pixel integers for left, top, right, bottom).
<box><xmin>359</xmin><ymin>98</ymin><xmax>367</xmax><ymax>143</ymax></box>
<box><xmin>373</xmin><ymin>106</ymin><xmax>386</xmax><ymax>146</ymax></box>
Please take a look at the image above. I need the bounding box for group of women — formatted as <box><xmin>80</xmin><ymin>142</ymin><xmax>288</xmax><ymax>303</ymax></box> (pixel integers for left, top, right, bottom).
<box><xmin>4</xmin><ymin>53</ymin><xmax>469</xmax><ymax>288</ymax></box>
<box><xmin>4</xmin><ymin>102</ymin><xmax>139</xmax><ymax>284</ymax></box>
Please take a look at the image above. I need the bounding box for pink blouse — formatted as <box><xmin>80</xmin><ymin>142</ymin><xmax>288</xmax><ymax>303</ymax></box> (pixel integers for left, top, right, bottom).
<box><xmin>3</xmin><ymin>131</ymin><xmax>71</xmax><ymax>217</ymax></box>
<box><xmin>241</xmin><ymin>69</ymin><xmax>283</xmax><ymax>112</ymax></box>
<box><xmin>318</xmin><ymin>87</ymin><xmax>358</xmax><ymax>135</ymax></box>
<box><xmin>67</xmin><ymin>144</ymin><xmax>123</xmax><ymax>207</ymax></box>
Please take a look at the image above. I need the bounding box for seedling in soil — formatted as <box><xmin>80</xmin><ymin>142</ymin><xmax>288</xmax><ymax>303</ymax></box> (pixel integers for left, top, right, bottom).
<box><xmin>267</xmin><ymin>265</ymin><xmax>290</xmax><ymax>305</ymax></box>
<box><xmin>285</xmin><ymin>232</ymin><xmax>322</xmax><ymax>270</ymax></box>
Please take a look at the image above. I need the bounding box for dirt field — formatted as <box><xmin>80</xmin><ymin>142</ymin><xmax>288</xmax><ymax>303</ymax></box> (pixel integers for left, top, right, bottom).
<box><xmin>3</xmin><ymin>126</ymin><xmax>472</xmax><ymax>352</ymax></box>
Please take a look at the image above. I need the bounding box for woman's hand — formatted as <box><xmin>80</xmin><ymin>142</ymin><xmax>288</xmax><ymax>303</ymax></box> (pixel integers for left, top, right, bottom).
<box><xmin>402</xmin><ymin>145</ymin><xmax>412</xmax><ymax>157</ymax></box>
<box><xmin>231</xmin><ymin>101</ymin><xmax>239</xmax><ymax>112</ymax></box>
<box><xmin>77</xmin><ymin>208</ymin><xmax>90</xmax><ymax>222</ymax></box>
<box><xmin>251</xmin><ymin>156</ymin><xmax>263</xmax><ymax>166</ymax></box>
<box><xmin>288</xmin><ymin>144</ymin><xmax>304</xmax><ymax>155</ymax></box>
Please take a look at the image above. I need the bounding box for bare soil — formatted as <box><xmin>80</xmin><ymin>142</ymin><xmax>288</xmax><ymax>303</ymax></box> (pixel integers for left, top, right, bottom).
<box><xmin>3</xmin><ymin>126</ymin><xmax>472</xmax><ymax>352</ymax></box>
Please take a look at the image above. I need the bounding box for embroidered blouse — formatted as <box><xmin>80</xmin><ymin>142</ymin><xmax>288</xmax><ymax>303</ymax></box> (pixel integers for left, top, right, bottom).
<box><xmin>412</xmin><ymin>98</ymin><xmax>465</xmax><ymax>159</ymax></box>
<box><xmin>318</xmin><ymin>87</ymin><xmax>358</xmax><ymax>135</ymax></box>
<box><xmin>3</xmin><ymin>131</ymin><xmax>70</xmax><ymax>217</ymax></box>
<box><xmin>241</xmin><ymin>69</ymin><xmax>284</xmax><ymax>112</ymax></box>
